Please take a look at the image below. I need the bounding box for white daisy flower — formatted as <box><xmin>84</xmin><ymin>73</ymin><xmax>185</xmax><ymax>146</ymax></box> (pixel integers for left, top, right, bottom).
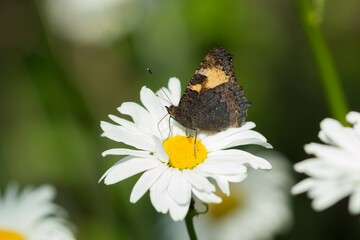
<box><xmin>42</xmin><ymin>0</ymin><xmax>145</xmax><ymax>45</ymax></box>
<box><xmin>100</xmin><ymin>77</ymin><xmax>272</xmax><ymax>221</ymax></box>
<box><xmin>159</xmin><ymin>149</ymin><xmax>293</xmax><ymax>240</ymax></box>
<box><xmin>0</xmin><ymin>183</ymin><xmax>75</xmax><ymax>240</ymax></box>
<box><xmin>292</xmin><ymin>111</ymin><xmax>360</xmax><ymax>214</ymax></box>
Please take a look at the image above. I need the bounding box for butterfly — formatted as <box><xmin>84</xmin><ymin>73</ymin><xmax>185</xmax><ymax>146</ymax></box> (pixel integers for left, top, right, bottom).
<box><xmin>166</xmin><ymin>46</ymin><xmax>250</xmax><ymax>134</ymax></box>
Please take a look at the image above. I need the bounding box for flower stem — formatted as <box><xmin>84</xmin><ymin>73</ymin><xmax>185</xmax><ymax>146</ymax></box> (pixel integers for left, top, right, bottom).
<box><xmin>185</xmin><ymin>199</ymin><xmax>198</xmax><ymax>240</ymax></box>
<box><xmin>296</xmin><ymin>0</ymin><xmax>349</xmax><ymax>124</ymax></box>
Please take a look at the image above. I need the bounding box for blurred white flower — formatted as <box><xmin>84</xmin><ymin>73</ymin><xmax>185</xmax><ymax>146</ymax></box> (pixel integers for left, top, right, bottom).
<box><xmin>100</xmin><ymin>77</ymin><xmax>272</xmax><ymax>221</ymax></box>
<box><xmin>42</xmin><ymin>0</ymin><xmax>145</xmax><ymax>45</ymax></box>
<box><xmin>292</xmin><ymin>111</ymin><xmax>360</xmax><ymax>214</ymax></box>
<box><xmin>160</xmin><ymin>149</ymin><xmax>293</xmax><ymax>240</ymax></box>
<box><xmin>0</xmin><ymin>183</ymin><xmax>75</xmax><ymax>240</ymax></box>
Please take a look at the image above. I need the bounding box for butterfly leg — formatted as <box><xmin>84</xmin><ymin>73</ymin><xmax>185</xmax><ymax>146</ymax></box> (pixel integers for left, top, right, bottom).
<box><xmin>193</xmin><ymin>129</ymin><xmax>198</xmax><ymax>158</ymax></box>
<box><xmin>167</xmin><ymin>116</ymin><xmax>172</xmax><ymax>139</ymax></box>
<box><xmin>185</xmin><ymin>128</ymin><xmax>197</xmax><ymax>158</ymax></box>
<box><xmin>157</xmin><ymin>113</ymin><xmax>171</xmax><ymax>141</ymax></box>
<box><xmin>185</xmin><ymin>128</ymin><xmax>190</xmax><ymax>138</ymax></box>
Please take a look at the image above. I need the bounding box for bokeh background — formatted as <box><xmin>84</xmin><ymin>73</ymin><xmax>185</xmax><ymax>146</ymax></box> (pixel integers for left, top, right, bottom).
<box><xmin>1</xmin><ymin>0</ymin><xmax>360</xmax><ymax>239</ymax></box>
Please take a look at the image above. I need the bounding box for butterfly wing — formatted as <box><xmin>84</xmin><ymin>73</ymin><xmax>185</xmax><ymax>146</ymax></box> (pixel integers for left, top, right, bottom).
<box><xmin>188</xmin><ymin>82</ymin><xmax>249</xmax><ymax>133</ymax></box>
<box><xmin>185</xmin><ymin>46</ymin><xmax>237</xmax><ymax>94</ymax></box>
<box><xmin>172</xmin><ymin>47</ymin><xmax>250</xmax><ymax>133</ymax></box>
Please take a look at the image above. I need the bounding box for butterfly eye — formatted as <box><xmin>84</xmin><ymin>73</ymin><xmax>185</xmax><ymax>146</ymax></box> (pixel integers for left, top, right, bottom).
<box><xmin>165</xmin><ymin>106</ymin><xmax>174</xmax><ymax>115</ymax></box>
<box><xmin>165</xmin><ymin>106</ymin><xmax>170</xmax><ymax>113</ymax></box>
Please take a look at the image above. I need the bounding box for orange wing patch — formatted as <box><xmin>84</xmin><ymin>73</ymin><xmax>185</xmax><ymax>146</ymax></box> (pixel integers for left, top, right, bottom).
<box><xmin>187</xmin><ymin>47</ymin><xmax>235</xmax><ymax>94</ymax></box>
<box><xmin>189</xmin><ymin>83</ymin><xmax>202</xmax><ymax>92</ymax></box>
<box><xmin>198</xmin><ymin>65</ymin><xmax>229</xmax><ymax>88</ymax></box>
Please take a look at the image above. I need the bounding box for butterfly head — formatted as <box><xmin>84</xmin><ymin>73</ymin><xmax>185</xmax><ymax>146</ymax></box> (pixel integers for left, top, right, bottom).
<box><xmin>165</xmin><ymin>105</ymin><xmax>176</xmax><ymax>119</ymax></box>
<box><xmin>166</xmin><ymin>104</ymin><xmax>194</xmax><ymax>131</ymax></box>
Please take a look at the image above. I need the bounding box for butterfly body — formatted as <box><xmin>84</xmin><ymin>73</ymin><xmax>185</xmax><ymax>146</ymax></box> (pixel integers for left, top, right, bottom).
<box><xmin>167</xmin><ymin>47</ymin><xmax>250</xmax><ymax>134</ymax></box>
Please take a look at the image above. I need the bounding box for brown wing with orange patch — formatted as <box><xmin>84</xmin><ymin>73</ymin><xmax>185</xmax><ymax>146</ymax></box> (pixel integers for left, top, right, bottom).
<box><xmin>187</xmin><ymin>46</ymin><xmax>237</xmax><ymax>94</ymax></box>
<box><xmin>168</xmin><ymin>46</ymin><xmax>250</xmax><ymax>133</ymax></box>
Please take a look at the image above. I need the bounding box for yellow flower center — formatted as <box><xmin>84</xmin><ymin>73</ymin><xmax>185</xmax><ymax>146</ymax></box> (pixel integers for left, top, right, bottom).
<box><xmin>209</xmin><ymin>189</ymin><xmax>245</xmax><ymax>219</ymax></box>
<box><xmin>163</xmin><ymin>135</ymin><xmax>207</xmax><ymax>170</ymax></box>
<box><xmin>0</xmin><ymin>229</ymin><xmax>25</xmax><ymax>240</ymax></box>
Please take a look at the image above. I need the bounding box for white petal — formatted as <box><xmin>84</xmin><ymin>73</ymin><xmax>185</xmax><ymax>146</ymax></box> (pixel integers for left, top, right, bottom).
<box><xmin>212</xmin><ymin>175</ymin><xmax>230</xmax><ymax>196</ymax></box>
<box><xmin>170</xmin><ymin>121</ymin><xmax>187</xmax><ymax>136</ymax></box>
<box><xmin>192</xmin><ymin>188</ymin><xmax>222</xmax><ymax>203</ymax></box>
<box><xmin>304</xmin><ymin>143</ymin><xmax>358</xmax><ymax>164</ymax></box>
<box><xmin>293</xmin><ymin>158</ymin><xmax>321</xmax><ymax>173</ymax></box>
<box><xmin>167</xmin><ymin>169</ymin><xmax>192</xmax><ymax>205</ymax></box>
<box><xmin>311</xmin><ymin>184</ymin><xmax>353</xmax><ymax>211</ymax></box>
<box><xmin>118</xmin><ymin>102</ymin><xmax>153</xmax><ymax>130</ymax></box>
<box><xmin>291</xmin><ymin>178</ymin><xmax>315</xmax><ymax>195</ymax></box>
<box><xmin>0</xmin><ymin>184</ymin><xmax>75</xmax><ymax>240</ymax></box>
<box><xmin>102</xmin><ymin>148</ymin><xmax>154</xmax><ymax>158</ymax></box>
<box><xmin>349</xmin><ymin>188</ymin><xmax>360</xmax><ymax>214</ymax></box>
<box><xmin>242</xmin><ymin>121</ymin><xmax>256</xmax><ymax>130</ymax></box>
<box><xmin>156</xmin><ymin>87</ymin><xmax>172</xmax><ymax>106</ymax></box>
<box><xmin>318</xmin><ymin>130</ymin><xmax>333</xmax><ymax>145</ymax></box>
<box><xmin>320</xmin><ymin>118</ymin><xmax>360</xmax><ymax>155</ymax></box>
<box><xmin>204</xmin><ymin>156</ymin><xmax>242</xmax><ymax>165</ymax></box>
<box><xmin>232</xmin><ymin>174</ymin><xmax>249</xmax><ymax>182</ymax></box>
<box><xmin>100</xmin><ymin>120</ymin><xmax>121</xmax><ymax>132</ymax></box>
<box><xmin>106</xmin><ymin>114</ymin><xmax>147</xmax><ymax>137</ymax></box>
<box><xmin>150</xmin><ymin>169</ymin><xmax>172</xmax><ymax>213</ymax></box>
<box><xmin>197</xmin><ymin>162</ymin><xmax>246</xmax><ymax>175</ymax></box>
<box><xmin>293</xmin><ymin>158</ymin><xmax>349</xmax><ymax>179</ymax></box>
<box><xmin>207</xmin><ymin>149</ymin><xmax>272</xmax><ymax>170</ymax></box>
<box><xmin>201</xmin><ymin>123</ymin><xmax>255</xmax><ymax>146</ymax></box>
<box><xmin>182</xmin><ymin>169</ymin><xmax>215</xmax><ymax>192</ymax></box>
<box><xmin>107</xmin><ymin>115</ymin><xmax>138</xmax><ymax>131</ymax></box>
<box><xmin>140</xmin><ymin>86</ymin><xmax>167</xmax><ymax>123</ymax></box>
<box><xmin>130</xmin><ymin>164</ymin><xmax>168</xmax><ymax>203</ymax></box>
<box><xmin>307</xmin><ymin>180</ymin><xmax>337</xmax><ymax>199</ymax></box>
<box><xmin>167</xmin><ymin>77</ymin><xmax>182</xmax><ymax>105</ymax></box>
<box><xmin>153</xmin><ymin>136</ymin><xmax>169</xmax><ymax>163</ymax></box>
<box><xmin>104</xmin><ymin>158</ymin><xmax>160</xmax><ymax>185</ymax></box>
<box><xmin>203</xmin><ymin>128</ymin><xmax>272</xmax><ymax>152</ymax></box>
<box><xmin>99</xmin><ymin>156</ymin><xmax>133</xmax><ymax>183</ymax></box>
<box><xmin>101</xmin><ymin>126</ymin><xmax>154</xmax><ymax>151</ymax></box>
<box><xmin>347</xmin><ymin>111</ymin><xmax>360</xmax><ymax>135</ymax></box>
<box><xmin>222</xmin><ymin>174</ymin><xmax>248</xmax><ymax>182</ymax></box>
<box><xmin>347</xmin><ymin>111</ymin><xmax>360</xmax><ymax>124</ymax></box>
<box><xmin>156</xmin><ymin>77</ymin><xmax>182</xmax><ymax>106</ymax></box>
<box><xmin>168</xmin><ymin>196</ymin><xmax>190</xmax><ymax>221</ymax></box>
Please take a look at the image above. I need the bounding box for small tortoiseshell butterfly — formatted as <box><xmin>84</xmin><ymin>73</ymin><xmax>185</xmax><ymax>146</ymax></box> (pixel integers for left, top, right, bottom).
<box><xmin>166</xmin><ymin>46</ymin><xmax>250</xmax><ymax>134</ymax></box>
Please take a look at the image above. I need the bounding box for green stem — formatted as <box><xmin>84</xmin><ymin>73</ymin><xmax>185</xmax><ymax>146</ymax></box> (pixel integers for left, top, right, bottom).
<box><xmin>297</xmin><ymin>0</ymin><xmax>349</xmax><ymax>124</ymax></box>
<box><xmin>185</xmin><ymin>200</ymin><xmax>198</xmax><ymax>240</ymax></box>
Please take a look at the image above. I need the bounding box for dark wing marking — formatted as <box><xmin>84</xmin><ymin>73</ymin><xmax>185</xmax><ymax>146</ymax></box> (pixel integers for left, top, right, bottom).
<box><xmin>190</xmin><ymin>83</ymin><xmax>250</xmax><ymax>133</ymax></box>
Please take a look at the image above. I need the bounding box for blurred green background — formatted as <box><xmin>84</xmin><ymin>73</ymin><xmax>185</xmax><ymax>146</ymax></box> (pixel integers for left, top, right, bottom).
<box><xmin>1</xmin><ymin>0</ymin><xmax>360</xmax><ymax>239</ymax></box>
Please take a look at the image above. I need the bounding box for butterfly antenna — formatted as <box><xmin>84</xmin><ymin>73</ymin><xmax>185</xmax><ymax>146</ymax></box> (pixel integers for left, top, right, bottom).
<box><xmin>147</xmin><ymin>68</ymin><xmax>173</xmax><ymax>105</ymax></box>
